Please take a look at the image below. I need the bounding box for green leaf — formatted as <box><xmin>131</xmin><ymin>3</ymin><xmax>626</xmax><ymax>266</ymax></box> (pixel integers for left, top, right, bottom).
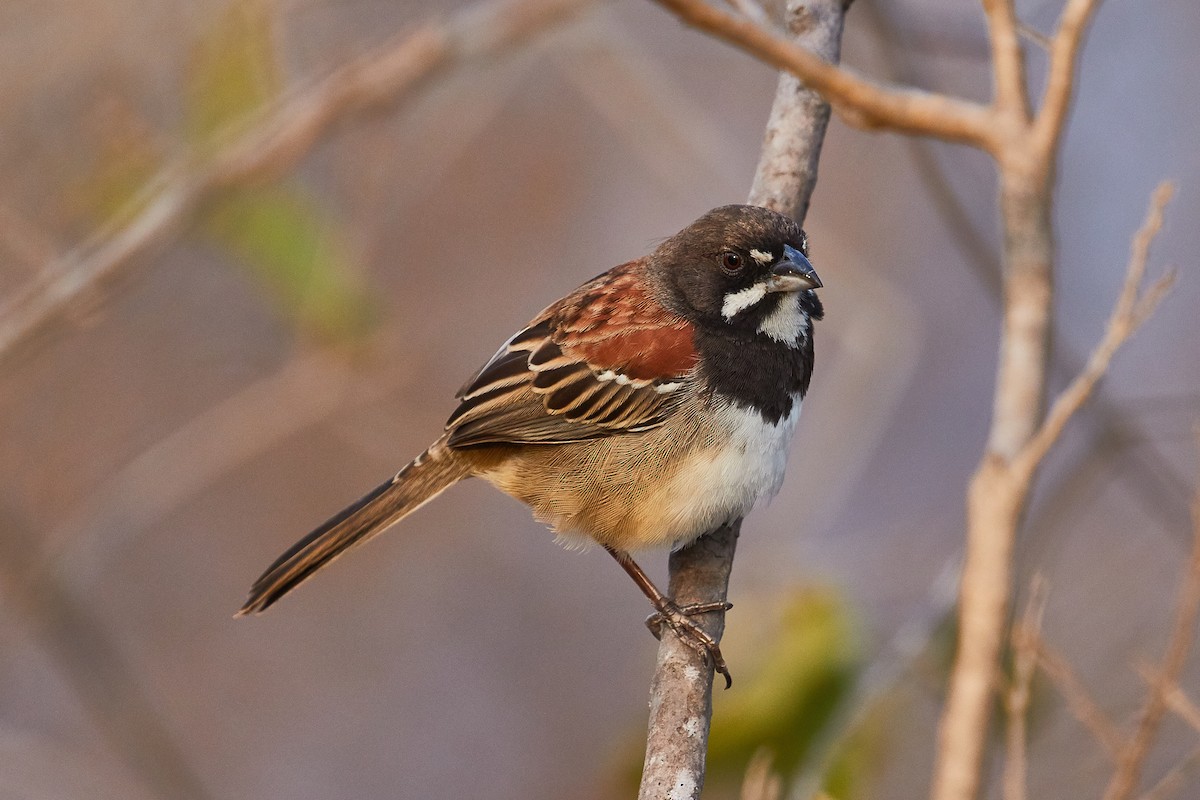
<box><xmin>184</xmin><ymin>0</ymin><xmax>280</xmax><ymax>149</ymax></box>
<box><xmin>202</xmin><ymin>187</ymin><xmax>376</xmax><ymax>340</ymax></box>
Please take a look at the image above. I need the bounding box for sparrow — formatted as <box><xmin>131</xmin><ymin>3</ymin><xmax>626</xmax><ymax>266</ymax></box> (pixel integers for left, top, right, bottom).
<box><xmin>237</xmin><ymin>204</ymin><xmax>824</xmax><ymax>687</ymax></box>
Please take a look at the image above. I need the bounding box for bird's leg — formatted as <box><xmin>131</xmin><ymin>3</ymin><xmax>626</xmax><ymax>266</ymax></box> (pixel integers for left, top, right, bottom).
<box><xmin>603</xmin><ymin>546</ymin><xmax>733</xmax><ymax>688</ymax></box>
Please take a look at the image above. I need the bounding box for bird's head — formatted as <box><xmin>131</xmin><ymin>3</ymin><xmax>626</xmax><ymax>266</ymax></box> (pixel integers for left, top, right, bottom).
<box><xmin>651</xmin><ymin>205</ymin><xmax>824</xmax><ymax>346</ymax></box>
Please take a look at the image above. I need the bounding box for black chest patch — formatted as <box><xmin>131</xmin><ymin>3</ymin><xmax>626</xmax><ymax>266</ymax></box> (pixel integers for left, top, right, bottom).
<box><xmin>694</xmin><ymin>326</ymin><xmax>815</xmax><ymax>424</ymax></box>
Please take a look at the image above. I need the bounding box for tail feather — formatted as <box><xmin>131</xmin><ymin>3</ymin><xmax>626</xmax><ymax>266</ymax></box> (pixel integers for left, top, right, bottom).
<box><xmin>237</xmin><ymin>444</ymin><xmax>469</xmax><ymax>616</ymax></box>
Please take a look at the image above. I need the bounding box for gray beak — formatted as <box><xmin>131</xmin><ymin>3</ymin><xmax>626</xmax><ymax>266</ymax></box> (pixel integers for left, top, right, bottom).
<box><xmin>764</xmin><ymin>244</ymin><xmax>822</xmax><ymax>292</ymax></box>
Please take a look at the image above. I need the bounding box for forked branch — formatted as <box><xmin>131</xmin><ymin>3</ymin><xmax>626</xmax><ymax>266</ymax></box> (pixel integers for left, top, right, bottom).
<box><xmin>1013</xmin><ymin>182</ymin><xmax>1176</xmax><ymax>479</ymax></box>
<box><xmin>648</xmin><ymin>0</ymin><xmax>997</xmax><ymax>148</ymax></box>
<box><xmin>1103</xmin><ymin>452</ymin><xmax>1200</xmax><ymax>800</ymax></box>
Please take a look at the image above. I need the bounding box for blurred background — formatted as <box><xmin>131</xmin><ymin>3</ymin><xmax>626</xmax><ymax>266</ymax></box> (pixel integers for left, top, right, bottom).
<box><xmin>1</xmin><ymin>0</ymin><xmax>1198</xmax><ymax>798</ymax></box>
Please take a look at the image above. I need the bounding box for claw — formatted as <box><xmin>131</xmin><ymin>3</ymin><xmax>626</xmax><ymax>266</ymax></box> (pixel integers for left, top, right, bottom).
<box><xmin>602</xmin><ymin>548</ymin><xmax>734</xmax><ymax>688</ymax></box>
<box><xmin>644</xmin><ymin>600</ymin><xmax>733</xmax><ymax>689</ymax></box>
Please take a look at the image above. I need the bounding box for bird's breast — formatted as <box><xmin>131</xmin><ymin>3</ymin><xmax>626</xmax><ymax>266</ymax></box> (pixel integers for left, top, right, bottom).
<box><xmin>644</xmin><ymin>394</ymin><xmax>802</xmax><ymax>547</ymax></box>
<box><xmin>477</xmin><ymin>391</ymin><xmax>803</xmax><ymax>552</ymax></box>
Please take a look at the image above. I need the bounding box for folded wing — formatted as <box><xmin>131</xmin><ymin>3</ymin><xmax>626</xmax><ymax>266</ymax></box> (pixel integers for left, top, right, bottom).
<box><xmin>447</xmin><ymin>262</ymin><xmax>697</xmax><ymax>448</ymax></box>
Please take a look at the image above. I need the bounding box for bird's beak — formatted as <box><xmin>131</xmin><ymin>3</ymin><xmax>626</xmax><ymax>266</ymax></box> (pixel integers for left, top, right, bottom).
<box><xmin>764</xmin><ymin>244</ymin><xmax>822</xmax><ymax>292</ymax></box>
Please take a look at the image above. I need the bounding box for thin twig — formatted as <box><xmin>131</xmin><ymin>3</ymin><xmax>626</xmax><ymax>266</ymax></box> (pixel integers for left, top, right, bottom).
<box><xmin>647</xmin><ymin>0</ymin><xmax>998</xmax><ymax>149</ymax></box>
<box><xmin>1134</xmin><ymin>665</ymin><xmax>1200</xmax><ymax>736</ymax></box>
<box><xmin>724</xmin><ymin>0</ymin><xmax>771</xmax><ymax>27</ymax></box>
<box><xmin>1003</xmin><ymin>576</ymin><xmax>1048</xmax><ymax>800</ymax></box>
<box><xmin>981</xmin><ymin>0</ymin><xmax>1031</xmax><ymax>121</ymax></box>
<box><xmin>1016</xmin><ymin>21</ymin><xmax>1052</xmax><ymax>52</ymax></box>
<box><xmin>1014</xmin><ymin>182</ymin><xmax>1176</xmax><ymax>478</ymax></box>
<box><xmin>0</xmin><ymin>0</ymin><xmax>594</xmax><ymax>368</ymax></box>
<box><xmin>1035</xmin><ymin>637</ymin><xmax>1124</xmax><ymax>759</ymax></box>
<box><xmin>1137</xmin><ymin>745</ymin><xmax>1200</xmax><ymax>800</ymax></box>
<box><xmin>739</xmin><ymin>747</ymin><xmax>783</xmax><ymax>800</ymax></box>
<box><xmin>1103</xmin><ymin>455</ymin><xmax>1200</xmax><ymax>800</ymax></box>
<box><xmin>1032</xmin><ymin>0</ymin><xmax>1103</xmax><ymax>155</ymax></box>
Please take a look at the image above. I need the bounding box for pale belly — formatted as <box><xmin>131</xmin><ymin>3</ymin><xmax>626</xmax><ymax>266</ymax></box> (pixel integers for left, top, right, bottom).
<box><xmin>633</xmin><ymin>398</ymin><xmax>802</xmax><ymax>549</ymax></box>
<box><xmin>481</xmin><ymin>394</ymin><xmax>803</xmax><ymax>551</ymax></box>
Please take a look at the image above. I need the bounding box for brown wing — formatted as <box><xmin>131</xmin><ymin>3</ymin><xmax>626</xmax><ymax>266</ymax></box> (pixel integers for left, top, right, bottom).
<box><xmin>446</xmin><ymin>261</ymin><xmax>697</xmax><ymax>448</ymax></box>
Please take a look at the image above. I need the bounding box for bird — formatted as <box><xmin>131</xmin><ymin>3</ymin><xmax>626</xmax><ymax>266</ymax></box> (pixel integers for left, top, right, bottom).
<box><xmin>237</xmin><ymin>204</ymin><xmax>824</xmax><ymax>687</ymax></box>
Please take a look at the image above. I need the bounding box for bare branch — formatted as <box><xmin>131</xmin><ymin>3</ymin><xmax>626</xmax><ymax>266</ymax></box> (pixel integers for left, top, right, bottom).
<box><xmin>1136</xmin><ymin>663</ymin><xmax>1200</xmax><ymax>736</ymax></box>
<box><xmin>981</xmin><ymin>0</ymin><xmax>1031</xmax><ymax>120</ymax></box>
<box><xmin>1014</xmin><ymin>182</ymin><xmax>1176</xmax><ymax>478</ymax></box>
<box><xmin>1016</xmin><ymin>21</ymin><xmax>1052</xmax><ymax>52</ymax></box>
<box><xmin>739</xmin><ymin>747</ymin><xmax>782</xmax><ymax>800</ymax></box>
<box><xmin>1103</xmin><ymin>456</ymin><xmax>1200</xmax><ymax>800</ymax></box>
<box><xmin>723</xmin><ymin>0</ymin><xmax>771</xmax><ymax>27</ymax></box>
<box><xmin>747</xmin><ymin>0</ymin><xmax>845</xmax><ymax>220</ymax></box>
<box><xmin>639</xmin><ymin>525</ymin><xmax>738</xmax><ymax>800</ymax></box>
<box><xmin>0</xmin><ymin>0</ymin><xmax>593</xmax><ymax>368</ymax></box>
<box><xmin>1003</xmin><ymin>576</ymin><xmax>1048</xmax><ymax>800</ymax></box>
<box><xmin>1138</xmin><ymin>746</ymin><xmax>1200</xmax><ymax>800</ymax></box>
<box><xmin>1036</xmin><ymin>638</ymin><xmax>1124</xmax><ymax>759</ymax></box>
<box><xmin>638</xmin><ymin>1</ymin><xmax>846</xmax><ymax>796</ymax></box>
<box><xmin>1032</xmin><ymin>0</ymin><xmax>1103</xmax><ymax>155</ymax></box>
<box><xmin>647</xmin><ymin>0</ymin><xmax>998</xmax><ymax>149</ymax></box>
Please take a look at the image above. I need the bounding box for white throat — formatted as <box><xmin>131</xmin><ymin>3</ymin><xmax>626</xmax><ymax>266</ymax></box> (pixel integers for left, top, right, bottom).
<box><xmin>757</xmin><ymin>291</ymin><xmax>810</xmax><ymax>346</ymax></box>
<box><xmin>721</xmin><ymin>283</ymin><xmax>811</xmax><ymax>347</ymax></box>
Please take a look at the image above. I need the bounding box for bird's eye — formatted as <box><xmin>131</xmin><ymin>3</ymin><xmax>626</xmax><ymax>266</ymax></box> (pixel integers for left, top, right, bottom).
<box><xmin>720</xmin><ymin>251</ymin><xmax>744</xmax><ymax>274</ymax></box>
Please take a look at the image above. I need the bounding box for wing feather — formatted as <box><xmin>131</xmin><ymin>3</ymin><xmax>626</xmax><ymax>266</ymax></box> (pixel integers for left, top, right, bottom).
<box><xmin>445</xmin><ymin>261</ymin><xmax>697</xmax><ymax>447</ymax></box>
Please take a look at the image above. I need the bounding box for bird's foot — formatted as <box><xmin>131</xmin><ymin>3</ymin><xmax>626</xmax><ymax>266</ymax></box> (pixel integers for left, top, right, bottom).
<box><xmin>645</xmin><ymin>600</ymin><xmax>734</xmax><ymax>688</ymax></box>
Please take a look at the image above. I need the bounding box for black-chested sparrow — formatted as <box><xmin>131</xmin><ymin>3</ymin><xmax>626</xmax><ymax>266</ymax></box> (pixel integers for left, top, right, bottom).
<box><xmin>237</xmin><ymin>205</ymin><xmax>824</xmax><ymax>687</ymax></box>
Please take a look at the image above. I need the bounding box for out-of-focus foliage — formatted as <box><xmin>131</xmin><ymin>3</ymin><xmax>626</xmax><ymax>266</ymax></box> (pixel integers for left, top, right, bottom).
<box><xmin>707</xmin><ymin>587</ymin><xmax>871</xmax><ymax>798</ymax></box>
<box><xmin>77</xmin><ymin>0</ymin><xmax>373</xmax><ymax>340</ymax></box>
<box><xmin>184</xmin><ymin>0</ymin><xmax>279</xmax><ymax>149</ymax></box>
<box><xmin>614</xmin><ymin>586</ymin><xmax>883</xmax><ymax>799</ymax></box>
<box><xmin>202</xmin><ymin>187</ymin><xmax>375</xmax><ymax>339</ymax></box>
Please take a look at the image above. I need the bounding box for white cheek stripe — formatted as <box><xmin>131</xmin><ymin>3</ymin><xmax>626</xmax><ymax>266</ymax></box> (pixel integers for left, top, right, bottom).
<box><xmin>721</xmin><ymin>282</ymin><xmax>768</xmax><ymax>320</ymax></box>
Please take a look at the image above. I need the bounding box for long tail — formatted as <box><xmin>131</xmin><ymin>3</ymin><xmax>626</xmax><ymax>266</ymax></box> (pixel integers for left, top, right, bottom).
<box><xmin>237</xmin><ymin>443</ymin><xmax>470</xmax><ymax>616</ymax></box>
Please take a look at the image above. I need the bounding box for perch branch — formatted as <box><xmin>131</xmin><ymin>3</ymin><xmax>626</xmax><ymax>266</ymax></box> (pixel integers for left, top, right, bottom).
<box><xmin>0</xmin><ymin>0</ymin><xmax>593</xmax><ymax>368</ymax></box>
<box><xmin>636</xmin><ymin>2</ymin><xmax>846</xmax><ymax>797</ymax></box>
